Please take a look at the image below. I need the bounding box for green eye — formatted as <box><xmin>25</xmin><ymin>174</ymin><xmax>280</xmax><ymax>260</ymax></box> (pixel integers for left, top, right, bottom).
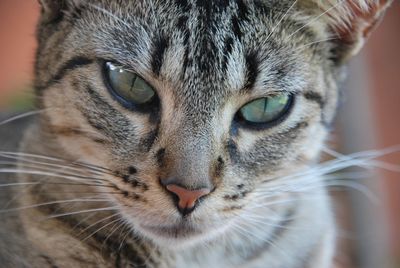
<box><xmin>104</xmin><ymin>62</ymin><xmax>155</xmax><ymax>108</ymax></box>
<box><xmin>238</xmin><ymin>93</ymin><xmax>293</xmax><ymax>125</ymax></box>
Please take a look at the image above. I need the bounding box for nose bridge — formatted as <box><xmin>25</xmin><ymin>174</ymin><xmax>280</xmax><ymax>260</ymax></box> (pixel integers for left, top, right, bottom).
<box><xmin>165</xmin><ymin>125</ymin><xmax>214</xmax><ymax>189</ymax></box>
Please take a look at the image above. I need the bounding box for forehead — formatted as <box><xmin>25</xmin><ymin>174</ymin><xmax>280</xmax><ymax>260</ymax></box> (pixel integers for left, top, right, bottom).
<box><xmin>73</xmin><ymin>0</ymin><xmax>318</xmax><ymax>107</ymax></box>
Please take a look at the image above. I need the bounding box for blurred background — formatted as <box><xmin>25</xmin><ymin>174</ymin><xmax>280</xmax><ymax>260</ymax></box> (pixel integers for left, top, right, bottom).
<box><xmin>0</xmin><ymin>1</ymin><xmax>399</xmax><ymax>267</ymax></box>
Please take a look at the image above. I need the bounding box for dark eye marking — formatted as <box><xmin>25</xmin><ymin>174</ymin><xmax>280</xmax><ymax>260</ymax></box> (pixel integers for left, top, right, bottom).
<box><xmin>226</xmin><ymin>139</ymin><xmax>239</xmax><ymax>162</ymax></box>
<box><xmin>156</xmin><ymin>148</ymin><xmax>166</xmax><ymax>166</ymax></box>
<box><xmin>39</xmin><ymin>56</ymin><xmax>93</xmax><ymax>91</ymax></box>
<box><xmin>140</xmin><ymin>128</ymin><xmax>160</xmax><ymax>153</ymax></box>
<box><xmin>48</xmin><ymin>125</ymin><xmax>109</xmax><ymax>144</ymax></box>
<box><xmin>303</xmin><ymin>91</ymin><xmax>325</xmax><ymax>109</ymax></box>
<box><xmin>213</xmin><ymin>156</ymin><xmax>225</xmax><ymax>178</ymax></box>
<box><xmin>78</xmin><ymin>82</ymin><xmax>134</xmax><ymax>140</ymax></box>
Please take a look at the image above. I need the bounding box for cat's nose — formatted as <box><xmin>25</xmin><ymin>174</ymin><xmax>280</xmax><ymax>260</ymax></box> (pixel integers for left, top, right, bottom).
<box><xmin>162</xmin><ymin>182</ymin><xmax>211</xmax><ymax>216</ymax></box>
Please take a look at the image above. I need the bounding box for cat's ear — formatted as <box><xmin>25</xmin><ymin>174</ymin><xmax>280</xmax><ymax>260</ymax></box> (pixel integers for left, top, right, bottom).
<box><xmin>38</xmin><ymin>0</ymin><xmax>65</xmax><ymax>22</ymax></box>
<box><xmin>38</xmin><ymin>0</ymin><xmax>81</xmax><ymax>23</ymax></box>
<box><xmin>309</xmin><ymin>0</ymin><xmax>393</xmax><ymax>62</ymax></box>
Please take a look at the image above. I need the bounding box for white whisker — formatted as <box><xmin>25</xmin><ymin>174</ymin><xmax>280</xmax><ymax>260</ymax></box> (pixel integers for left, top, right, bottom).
<box><xmin>0</xmin><ymin>151</ymin><xmax>112</xmax><ymax>173</ymax></box>
<box><xmin>82</xmin><ymin>218</ymin><xmax>122</xmax><ymax>243</ymax></box>
<box><xmin>265</xmin><ymin>0</ymin><xmax>299</xmax><ymax>41</ymax></box>
<box><xmin>287</xmin><ymin>0</ymin><xmax>346</xmax><ymax>39</ymax></box>
<box><xmin>0</xmin><ymin>168</ymin><xmax>104</xmax><ymax>187</ymax></box>
<box><xmin>0</xmin><ymin>182</ymin><xmax>40</xmax><ymax>188</ymax></box>
<box><xmin>44</xmin><ymin>206</ymin><xmax>119</xmax><ymax>220</ymax></box>
<box><xmin>78</xmin><ymin>213</ymin><xmax>120</xmax><ymax>236</ymax></box>
<box><xmin>102</xmin><ymin>219</ymin><xmax>126</xmax><ymax>249</ymax></box>
<box><xmin>88</xmin><ymin>3</ymin><xmax>132</xmax><ymax>29</ymax></box>
<box><xmin>0</xmin><ymin>109</ymin><xmax>48</xmax><ymax>127</ymax></box>
<box><xmin>0</xmin><ymin>198</ymin><xmax>109</xmax><ymax>214</ymax></box>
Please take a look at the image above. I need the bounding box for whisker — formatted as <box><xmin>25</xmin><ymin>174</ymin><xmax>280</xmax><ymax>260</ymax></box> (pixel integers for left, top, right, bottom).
<box><xmin>0</xmin><ymin>168</ymin><xmax>106</xmax><ymax>185</ymax></box>
<box><xmin>322</xmin><ymin>145</ymin><xmax>400</xmax><ymax>172</ymax></box>
<box><xmin>231</xmin><ymin>220</ymin><xmax>291</xmax><ymax>259</ymax></box>
<box><xmin>261</xmin><ymin>146</ymin><xmax>400</xmax><ymax>189</ymax></box>
<box><xmin>0</xmin><ymin>198</ymin><xmax>109</xmax><ymax>213</ymax></box>
<box><xmin>0</xmin><ymin>151</ymin><xmax>113</xmax><ymax>174</ymax></box>
<box><xmin>0</xmin><ymin>182</ymin><xmax>40</xmax><ymax>188</ymax></box>
<box><xmin>6</xmin><ymin>191</ymin><xmax>124</xmax><ymax>195</ymax></box>
<box><xmin>265</xmin><ymin>0</ymin><xmax>299</xmax><ymax>41</ymax></box>
<box><xmin>0</xmin><ymin>181</ymin><xmax>116</xmax><ymax>188</ymax></box>
<box><xmin>82</xmin><ymin>218</ymin><xmax>122</xmax><ymax>243</ymax></box>
<box><xmin>236</xmin><ymin>213</ymin><xmax>307</xmax><ymax>231</ymax></box>
<box><xmin>287</xmin><ymin>0</ymin><xmax>346</xmax><ymax>39</ymax></box>
<box><xmin>78</xmin><ymin>213</ymin><xmax>120</xmax><ymax>237</ymax></box>
<box><xmin>0</xmin><ymin>156</ymin><xmax>105</xmax><ymax>177</ymax></box>
<box><xmin>0</xmin><ymin>162</ymin><xmax>108</xmax><ymax>185</ymax></box>
<box><xmin>323</xmin><ymin>180</ymin><xmax>379</xmax><ymax>204</ymax></box>
<box><xmin>0</xmin><ymin>109</ymin><xmax>48</xmax><ymax>127</ymax></box>
<box><xmin>297</xmin><ymin>37</ymin><xmax>338</xmax><ymax>50</ymax></box>
<box><xmin>43</xmin><ymin>206</ymin><xmax>119</xmax><ymax>220</ymax></box>
<box><xmin>119</xmin><ymin>225</ymin><xmax>133</xmax><ymax>251</ymax></box>
<box><xmin>88</xmin><ymin>3</ymin><xmax>132</xmax><ymax>29</ymax></box>
<box><xmin>102</xmin><ymin>219</ymin><xmax>126</xmax><ymax>249</ymax></box>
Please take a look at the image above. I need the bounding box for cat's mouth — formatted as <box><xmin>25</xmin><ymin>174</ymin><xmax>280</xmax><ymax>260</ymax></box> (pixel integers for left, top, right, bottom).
<box><xmin>140</xmin><ymin>222</ymin><xmax>201</xmax><ymax>239</ymax></box>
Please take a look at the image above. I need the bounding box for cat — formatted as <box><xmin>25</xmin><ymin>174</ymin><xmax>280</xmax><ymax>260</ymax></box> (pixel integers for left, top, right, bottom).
<box><xmin>0</xmin><ymin>0</ymin><xmax>393</xmax><ymax>267</ymax></box>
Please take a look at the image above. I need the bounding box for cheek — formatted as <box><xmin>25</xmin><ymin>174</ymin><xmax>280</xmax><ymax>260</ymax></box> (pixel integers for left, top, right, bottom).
<box><xmin>300</xmin><ymin>123</ymin><xmax>327</xmax><ymax>160</ymax></box>
<box><xmin>42</xmin><ymin>87</ymin><xmax>105</xmax><ymax>160</ymax></box>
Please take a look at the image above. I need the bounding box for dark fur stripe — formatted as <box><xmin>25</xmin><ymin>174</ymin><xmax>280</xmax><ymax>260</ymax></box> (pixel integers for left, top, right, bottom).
<box><xmin>244</xmin><ymin>51</ymin><xmax>259</xmax><ymax>90</ymax></box>
<box><xmin>80</xmin><ymin>83</ymin><xmax>134</xmax><ymax>140</ymax></box>
<box><xmin>303</xmin><ymin>91</ymin><xmax>325</xmax><ymax>108</ymax></box>
<box><xmin>236</xmin><ymin>0</ymin><xmax>249</xmax><ymax>21</ymax></box>
<box><xmin>38</xmin><ymin>57</ymin><xmax>93</xmax><ymax>91</ymax></box>
<box><xmin>222</xmin><ymin>36</ymin><xmax>234</xmax><ymax>72</ymax></box>
<box><xmin>152</xmin><ymin>36</ymin><xmax>169</xmax><ymax>76</ymax></box>
<box><xmin>231</xmin><ymin>16</ymin><xmax>242</xmax><ymax>40</ymax></box>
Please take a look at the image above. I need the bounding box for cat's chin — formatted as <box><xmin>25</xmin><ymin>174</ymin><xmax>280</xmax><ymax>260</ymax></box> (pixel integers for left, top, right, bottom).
<box><xmin>137</xmin><ymin>220</ymin><xmax>231</xmax><ymax>249</ymax></box>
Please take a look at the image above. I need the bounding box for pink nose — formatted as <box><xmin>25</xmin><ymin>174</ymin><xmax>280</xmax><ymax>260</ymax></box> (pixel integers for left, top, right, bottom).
<box><xmin>165</xmin><ymin>184</ymin><xmax>211</xmax><ymax>214</ymax></box>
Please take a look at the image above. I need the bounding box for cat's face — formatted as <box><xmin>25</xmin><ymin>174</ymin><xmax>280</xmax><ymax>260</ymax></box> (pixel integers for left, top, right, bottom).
<box><xmin>35</xmin><ymin>0</ymin><xmax>390</xmax><ymax>247</ymax></box>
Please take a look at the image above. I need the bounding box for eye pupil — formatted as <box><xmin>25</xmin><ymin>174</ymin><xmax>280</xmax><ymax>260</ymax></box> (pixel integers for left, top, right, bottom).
<box><xmin>238</xmin><ymin>93</ymin><xmax>293</xmax><ymax>126</ymax></box>
<box><xmin>129</xmin><ymin>76</ymin><xmax>136</xmax><ymax>92</ymax></box>
<box><xmin>103</xmin><ymin>61</ymin><xmax>156</xmax><ymax>110</ymax></box>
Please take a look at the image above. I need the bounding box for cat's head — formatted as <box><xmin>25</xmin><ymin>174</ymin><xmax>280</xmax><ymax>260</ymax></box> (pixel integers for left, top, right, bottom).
<box><xmin>35</xmin><ymin>0</ymin><xmax>391</xmax><ymax>247</ymax></box>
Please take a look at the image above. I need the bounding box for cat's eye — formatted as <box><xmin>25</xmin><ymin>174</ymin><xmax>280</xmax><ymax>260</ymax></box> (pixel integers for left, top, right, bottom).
<box><xmin>237</xmin><ymin>93</ymin><xmax>293</xmax><ymax>126</ymax></box>
<box><xmin>103</xmin><ymin>62</ymin><xmax>156</xmax><ymax>109</ymax></box>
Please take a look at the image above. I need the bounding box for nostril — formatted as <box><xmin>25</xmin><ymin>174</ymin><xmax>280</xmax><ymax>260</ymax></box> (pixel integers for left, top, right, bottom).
<box><xmin>159</xmin><ymin>177</ymin><xmax>176</xmax><ymax>187</ymax></box>
<box><xmin>163</xmin><ymin>184</ymin><xmax>211</xmax><ymax>215</ymax></box>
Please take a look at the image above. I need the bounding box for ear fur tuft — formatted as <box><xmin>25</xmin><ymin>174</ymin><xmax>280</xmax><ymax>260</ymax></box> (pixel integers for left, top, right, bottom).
<box><xmin>301</xmin><ymin>0</ymin><xmax>393</xmax><ymax>61</ymax></box>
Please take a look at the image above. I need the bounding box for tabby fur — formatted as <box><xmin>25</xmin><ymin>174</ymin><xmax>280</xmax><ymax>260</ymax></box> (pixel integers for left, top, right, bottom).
<box><xmin>0</xmin><ymin>0</ymin><xmax>392</xmax><ymax>267</ymax></box>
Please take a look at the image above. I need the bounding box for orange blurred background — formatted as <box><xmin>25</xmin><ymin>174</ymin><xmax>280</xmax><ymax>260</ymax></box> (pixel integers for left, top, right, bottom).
<box><xmin>0</xmin><ymin>1</ymin><xmax>399</xmax><ymax>267</ymax></box>
<box><xmin>0</xmin><ymin>1</ymin><xmax>38</xmax><ymax>107</ymax></box>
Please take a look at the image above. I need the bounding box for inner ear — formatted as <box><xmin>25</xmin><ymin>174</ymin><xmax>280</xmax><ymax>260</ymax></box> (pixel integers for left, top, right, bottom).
<box><xmin>331</xmin><ymin>0</ymin><xmax>392</xmax><ymax>60</ymax></box>
<box><xmin>323</xmin><ymin>0</ymin><xmax>393</xmax><ymax>62</ymax></box>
